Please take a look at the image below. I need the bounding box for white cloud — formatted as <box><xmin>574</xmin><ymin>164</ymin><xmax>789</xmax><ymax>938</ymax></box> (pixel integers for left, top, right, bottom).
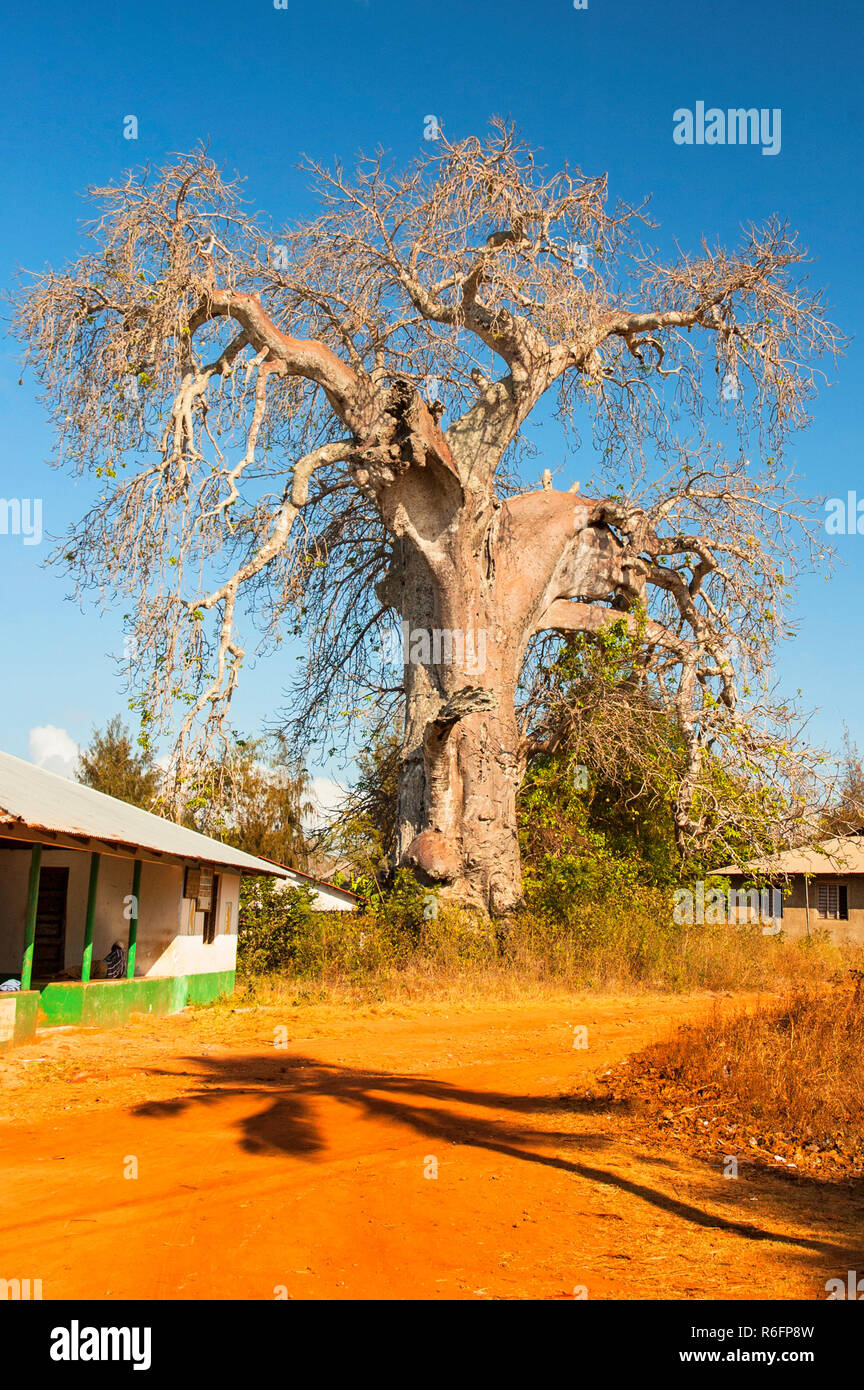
<box><xmin>306</xmin><ymin>776</ymin><xmax>347</xmax><ymax>827</ymax></box>
<box><xmin>28</xmin><ymin>725</ymin><xmax>80</xmax><ymax>780</ymax></box>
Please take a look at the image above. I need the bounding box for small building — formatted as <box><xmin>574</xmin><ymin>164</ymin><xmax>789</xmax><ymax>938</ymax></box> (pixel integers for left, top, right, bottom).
<box><xmin>713</xmin><ymin>834</ymin><xmax>864</xmax><ymax>944</ymax></box>
<box><xmin>0</xmin><ymin>750</ymin><xmax>355</xmax><ymax>1050</ymax></box>
<box><xmin>271</xmin><ymin>862</ymin><xmax>359</xmax><ymax>913</ymax></box>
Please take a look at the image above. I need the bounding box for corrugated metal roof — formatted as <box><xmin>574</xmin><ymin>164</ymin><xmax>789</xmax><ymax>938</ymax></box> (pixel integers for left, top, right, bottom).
<box><xmin>0</xmin><ymin>749</ymin><xmax>290</xmax><ymax>878</ymax></box>
<box><xmin>713</xmin><ymin>835</ymin><xmax>864</xmax><ymax>877</ymax></box>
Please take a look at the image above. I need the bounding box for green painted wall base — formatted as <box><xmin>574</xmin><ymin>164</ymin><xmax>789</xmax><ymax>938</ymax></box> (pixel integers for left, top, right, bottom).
<box><xmin>38</xmin><ymin>971</ymin><xmax>235</xmax><ymax>1029</ymax></box>
<box><xmin>0</xmin><ymin>991</ymin><xmax>40</xmax><ymax>1051</ymax></box>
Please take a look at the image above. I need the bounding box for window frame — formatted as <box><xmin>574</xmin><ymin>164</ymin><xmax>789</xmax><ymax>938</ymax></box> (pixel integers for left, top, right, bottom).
<box><xmin>816</xmin><ymin>882</ymin><xmax>849</xmax><ymax>921</ymax></box>
<box><xmin>201</xmin><ymin>874</ymin><xmax>221</xmax><ymax>945</ymax></box>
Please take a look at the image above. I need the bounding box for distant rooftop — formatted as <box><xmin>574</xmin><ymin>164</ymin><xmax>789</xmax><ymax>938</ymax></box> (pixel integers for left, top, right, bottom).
<box><xmin>713</xmin><ymin>834</ymin><xmax>864</xmax><ymax>878</ymax></box>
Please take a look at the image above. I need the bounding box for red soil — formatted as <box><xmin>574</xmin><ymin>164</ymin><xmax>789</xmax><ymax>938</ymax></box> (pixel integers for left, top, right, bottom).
<box><xmin>1</xmin><ymin>992</ymin><xmax>860</xmax><ymax>1300</ymax></box>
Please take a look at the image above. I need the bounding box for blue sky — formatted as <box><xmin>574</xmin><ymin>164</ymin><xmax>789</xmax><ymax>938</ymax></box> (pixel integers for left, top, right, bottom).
<box><xmin>0</xmin><ymin>0</ymin><xmax>862</xmax><ymax>795</ymax></box>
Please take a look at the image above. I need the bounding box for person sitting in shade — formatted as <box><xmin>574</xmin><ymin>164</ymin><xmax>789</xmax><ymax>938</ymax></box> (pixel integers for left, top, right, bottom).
<box><xmin>91</xmin><ymin>941</ymin><xmax>128</xmax><ymax>980</ymax></box>
<box><xmin>104</xmin><ymin>941</ymin><xmax>128</xmax><ymax>980</ymax></box>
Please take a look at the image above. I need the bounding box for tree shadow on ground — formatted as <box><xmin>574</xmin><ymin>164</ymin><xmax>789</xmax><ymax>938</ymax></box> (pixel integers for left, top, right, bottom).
<box><xmin>131</xmin><ymin>1051</ymin><xmax>860</xmax><ymax>1264</ymax></box>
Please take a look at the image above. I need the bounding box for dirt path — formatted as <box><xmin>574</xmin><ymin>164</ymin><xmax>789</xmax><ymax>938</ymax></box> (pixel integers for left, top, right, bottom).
<box><xmin>1</xmin><ymin>991</ymin><xmax>860</xmax><ymax>1300</ymax></box>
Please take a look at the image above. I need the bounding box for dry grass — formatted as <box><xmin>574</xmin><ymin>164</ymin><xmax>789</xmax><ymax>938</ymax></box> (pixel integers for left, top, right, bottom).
<box><xmin>603</xmin><ymin>974</ymin><xmax>864</xmax><ymax>1179</ymax></box>
<box><xmin>230</xmin><ymin>905</ymin><xmax>864</xmax><ymax>1010</ymax></box>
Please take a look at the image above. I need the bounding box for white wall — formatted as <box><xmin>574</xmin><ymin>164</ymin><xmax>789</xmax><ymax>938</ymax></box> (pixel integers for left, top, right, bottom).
<box><xmin>0</xmin><ymin>847</ymin><xmax>240</xmax><ymax>979</ymax></box>
<box><xmin>139</xmin><ymin>866</ymin><xmax>240</xmax><ymax>977</ymax></box>
<box><xmin>281</xmin><ymin>869</ymin><xmax>357</xmax><ymax>911</ymax></box>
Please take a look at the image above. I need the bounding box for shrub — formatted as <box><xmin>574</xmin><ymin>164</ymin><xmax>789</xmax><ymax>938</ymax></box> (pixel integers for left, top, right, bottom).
<box><xmin>236</xmin><ymin>867</ymin><xmax>861</xmax><ymax>1000</ymax></box>
<box><xmin>237</xmin><ymin>878</ymin><xmax>315</xmax><ymax>974</ymax></box>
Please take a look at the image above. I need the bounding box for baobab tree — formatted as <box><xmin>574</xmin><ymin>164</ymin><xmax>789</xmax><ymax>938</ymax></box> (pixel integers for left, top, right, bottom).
<box><xmin>13</xmin><ymin>123</ymin><xmax>841</xmax><ymax>911</ymax></box>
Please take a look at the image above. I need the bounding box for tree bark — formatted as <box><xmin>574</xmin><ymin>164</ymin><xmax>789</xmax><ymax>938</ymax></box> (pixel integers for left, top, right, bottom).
<box><xmin>387</xmin><ymin>483</ymin><xmax>639</xmax><ymax>914</ymax></box>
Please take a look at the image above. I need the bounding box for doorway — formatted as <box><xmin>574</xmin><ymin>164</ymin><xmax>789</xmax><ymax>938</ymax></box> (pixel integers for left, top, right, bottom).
<box><xmin>202</xmin><ymin>874</ymin><xmax>221</xmax><ymax>945</ymax></box>
<box><xmin>33</xmin><ymin>867</ymin><xmax>69</xmax><ymax>978</ymax></box>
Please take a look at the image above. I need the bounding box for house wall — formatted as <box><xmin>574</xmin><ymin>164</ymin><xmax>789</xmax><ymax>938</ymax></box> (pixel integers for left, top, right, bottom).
<box><xmin>0</xmin><ymin>990</ymin><xmax>40</xmax><ymax>1050</ymax></box>
<box><xmin>0</xmin><ymin>846</ymin><xmax>95</xmax><ymax>975</ymax></box>
<box><xmin>281</xmin><ymin>869</ymin><xmax>356</xmax><ymax>911</ymax></box>
<box><xmin>729</xmin><ymin>874</ymin><xmax>864</xmax><ymax>946</ymax></box>
<box><xmin>136</xmin><ymin>863</ymin><xmax>240</xmax><ymax>977</ymax></box>
<box><xmin>38</xmin><ymin>972</ymin><xmax>235</xmax><ymax>1027</ymax></box>
<box><xmin>0</xmin><ymin>846</ymin><xmax>240</xmax><ymax>980</ymax></box>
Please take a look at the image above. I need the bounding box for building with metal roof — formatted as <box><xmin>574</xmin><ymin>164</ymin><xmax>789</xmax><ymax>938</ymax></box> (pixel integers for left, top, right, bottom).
<box><xmin>0</xmin><ymin>750</ymin><xmax>354</xmax><ymax>1050</ymax></box>
<box><xmin>712</xmin><ymin>834</ymin><xmax>864</xmax><ymax>943</ymax></box>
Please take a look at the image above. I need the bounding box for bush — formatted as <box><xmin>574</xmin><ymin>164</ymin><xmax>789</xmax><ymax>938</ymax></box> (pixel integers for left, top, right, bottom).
<box><xmin>236</xmin><ymin>870</ymin><xmax>861</xmax><ymax>1000</ymax></box>
<box><xmin>605</xmin><ymin>975</ymin><xmax>864</xmax><ymax>1177</ymax></box>
<box><xmin>237</xmin><ymin>878</ymin><xmax>316</xmax><ymax>974</ymax></box>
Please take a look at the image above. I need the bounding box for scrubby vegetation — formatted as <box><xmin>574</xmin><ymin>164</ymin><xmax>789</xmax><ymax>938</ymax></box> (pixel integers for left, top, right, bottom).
<box><xmin>236</xmin><ymin>626</ymin><xmax>863</xmax><ymax>1003</ymax></box>
<box><xmin>237</xmin><ymin>871</ymin><xmax>860</xmax><ymax>1004</ymax></box>
<box><xmin>601</xmin><ymin>975</ymin><xmax>864</xmax><ymax>1180</ymax></box>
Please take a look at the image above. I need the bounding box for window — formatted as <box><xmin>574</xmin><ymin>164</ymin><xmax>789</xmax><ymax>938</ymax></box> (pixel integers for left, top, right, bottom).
<box><xmin>197</xmin><ymin>867</ymin><xmax>215</xmax><ymax>912</ymax></box>
<box><xmin>817</xmin><ymin>883</ymin><xmax>848</xmax><ymax>920</ymax></box>
<box><xmin>183</xmin><ymin>865</ymin><xmax>214</xmax><ymax>910</ymax></box>
<box><xmin>202</xmin><ymin>875</ymin><xmax>221</xmax><ymax>944</ymax></box>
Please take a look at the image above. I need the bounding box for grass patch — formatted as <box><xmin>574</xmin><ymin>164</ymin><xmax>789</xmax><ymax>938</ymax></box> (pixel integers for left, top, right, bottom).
<box><xmin>235</xmin><ymin>882</ymin><xmax>864</xmax><ymax>1007</ymax></box>
<box><xmin>600</xmin><ymin>974</ymin><xmax>864</xmax><ymax>1180</ymax></box>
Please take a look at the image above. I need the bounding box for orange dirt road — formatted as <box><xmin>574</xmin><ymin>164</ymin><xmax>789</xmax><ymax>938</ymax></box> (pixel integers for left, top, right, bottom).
<box><xmin>1</xmin><ymin>992</ymin><xmax>861</xmax><ymax>1300</ymax></box>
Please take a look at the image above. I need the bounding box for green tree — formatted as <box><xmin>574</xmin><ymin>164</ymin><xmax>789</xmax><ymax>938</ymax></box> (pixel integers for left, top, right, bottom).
<box><xmin>237</xmin><ymin>878</ymin><xmax>315</xmax><ymax>974</ymax></box>
<box><xmin>521</xmin><ymin>622</ymin><xmax>690</xmax><ymax>893</ymax></box>
<box><xmin>76</xmin><ymin>715</ymin><xmax>159</xmax><ymax>809</ymax></box>
<box><xmin>521</xmin><ymin>619</ymin><xmax>819</xmax><ymax>876</ymax></box>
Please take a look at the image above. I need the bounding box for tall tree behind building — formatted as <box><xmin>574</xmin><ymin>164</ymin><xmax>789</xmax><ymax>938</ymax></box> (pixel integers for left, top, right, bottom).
<box><xmin>335</xmin><ymin>721</ymin><xmax>402</xmax><ymax>885</ymax></box>
<box><xmin>78</xmin><ymin>718</ymin><xmax>312</xmax><ymax>868</ymax></box>
<box><xmin>822</xmin><ymin>730</ymin><xmax>864</xmax><ymax>835</ymax></box>
<box><xmin>76</xmin><ymin>715</ymin><xmax>159</xmax><ymax>809</ymax></box>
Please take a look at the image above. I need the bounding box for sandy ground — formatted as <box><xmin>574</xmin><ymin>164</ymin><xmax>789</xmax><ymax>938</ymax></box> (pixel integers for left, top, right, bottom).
<box><xmin>1</xmin><ymin>991</ymin><xmax>861</xmax><ymax>1301</ymax></box>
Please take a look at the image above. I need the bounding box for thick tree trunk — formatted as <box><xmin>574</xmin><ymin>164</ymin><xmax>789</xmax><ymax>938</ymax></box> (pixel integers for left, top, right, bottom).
<box><xmin>384</xmin><ymin>482</ymin><xmax>638</xmax><ymax>915</ymax></box>
<box><xmin>398</xmin><ymin>643</ymin><xmax>525</xmax><ymax>913</ymax></box>
<box><xmin>361</xmin><ymin>370</ymin><xmax>639</xmax><ymax>917</ymax></box>
<box><xmin>428</xmin><ymin>700</ymin><xmax>523</xmax><ymax>913</ymax></box>
<box><xmin>390</xmin><ymin>520</ymin><xmax>527</xmax><ymax>913</ymax></box>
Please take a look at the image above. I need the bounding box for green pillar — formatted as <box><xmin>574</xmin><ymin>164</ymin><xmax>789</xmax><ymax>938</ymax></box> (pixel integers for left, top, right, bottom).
<box><xmin>81</xmin><ymin>852</ymin><xmax>101</xmax><ymax>983</ymax></box>
<box><xmin>126</xmin><ymin>859</ymin><xmax>141</xmax><ymax>978</ymax></box>
<box><xmin>20</xmin><ymin>844</ymin><xmax>43</xmax><ymax>991</ymax></box>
